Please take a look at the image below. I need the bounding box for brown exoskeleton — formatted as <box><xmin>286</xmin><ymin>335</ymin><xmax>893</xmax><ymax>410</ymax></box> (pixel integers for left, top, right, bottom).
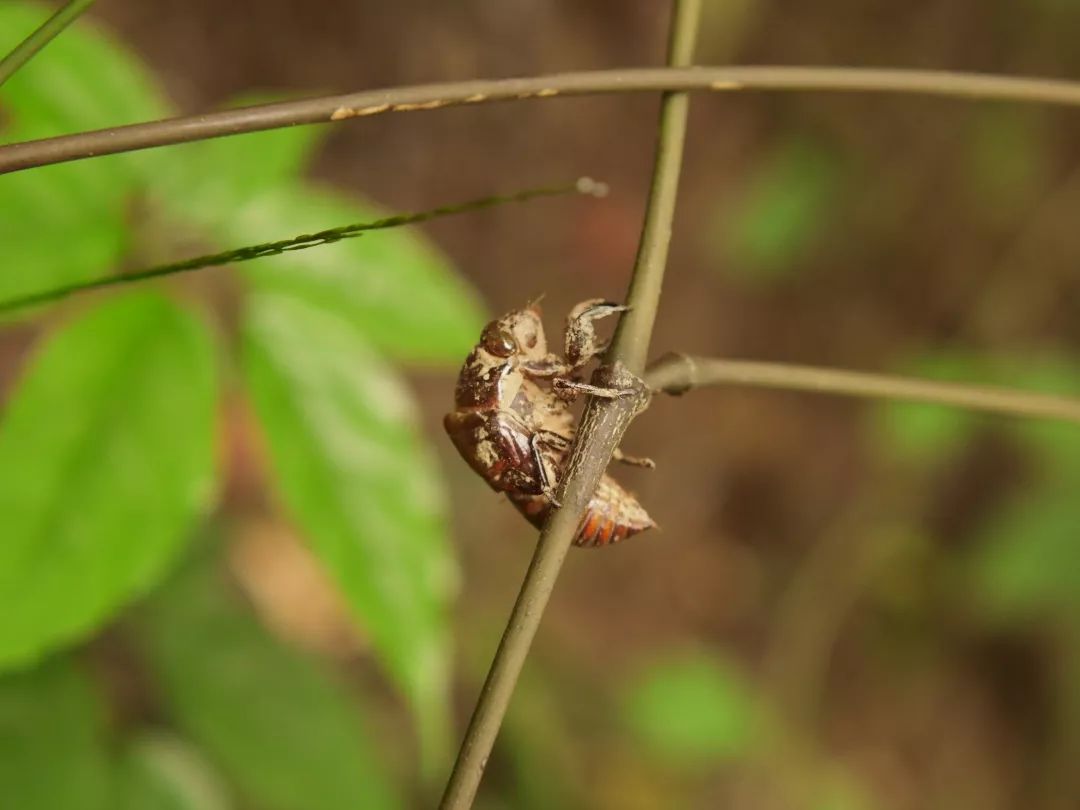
<box><xmin>443</xmin><ymin>299</ymin><xmax>655</xmax><ymax>547</ymax></box>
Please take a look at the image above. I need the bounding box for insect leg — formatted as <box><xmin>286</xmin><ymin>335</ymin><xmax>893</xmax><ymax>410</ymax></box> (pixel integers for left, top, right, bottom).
<box><xmin>565</xmin><ymin>299</ymin><xmax>631</xmax><ymax>370</ymax></box>
<box><xmin>538</xmin><ymin>428</ymin><xmax>652</xmax><ymax>469</ymax></box>
<box><xmin>535</xmin><ymin>429</ymin><xmax>572</xmax><ymax>451</ymax></box>
<box><xmin>612</xmin><ymin>447</ymin><xmax>656</xmax><ymax>469</ymax></box>
<box><xmin>519</xmin><ymin>356</ymin><xmax>572</xmax><ymax>380</ymax></box>
<box><xmin>552</xmin><ymin>377</ymin><xmax>639</xmax><ymax>399</ymax></box>
<box><xmin>529</xmin><ymin>432</ymin><xmax>564</xmax><ymax>507</ymax></box>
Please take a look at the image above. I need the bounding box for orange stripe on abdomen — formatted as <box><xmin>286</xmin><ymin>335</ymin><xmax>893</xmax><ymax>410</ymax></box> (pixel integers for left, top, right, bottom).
<box><xmin>506</xmin><ymin>473</ymin><xmax>654</xmax><ymax>548</ymax></box>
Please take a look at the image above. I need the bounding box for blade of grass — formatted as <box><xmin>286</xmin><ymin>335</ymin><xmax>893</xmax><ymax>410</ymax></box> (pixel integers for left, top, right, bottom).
<box><xmin>0</xmin><ymin>180</ymin><xmax>593</xmax><ymax>316</ymax></box>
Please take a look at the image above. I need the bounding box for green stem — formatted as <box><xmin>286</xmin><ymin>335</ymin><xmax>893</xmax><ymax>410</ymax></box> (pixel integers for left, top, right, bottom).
<box><xmin>608</xmin><ymin>0</ymin><xmax>698</xmax><ymax>373</ymax></box>
<box><xmin>0</xmin><ymin>181</ymin><xmax>587</xmax><ymax>317</ymax></box>
<box><xmin>437</xmin><ymin>3</ymin><xmax>701</xmax><ymax>808</ymax></box>
<box><xmin>0</xmin><ymin>0</ymin><xmax>95</xmax><ymax>89</ymax></box>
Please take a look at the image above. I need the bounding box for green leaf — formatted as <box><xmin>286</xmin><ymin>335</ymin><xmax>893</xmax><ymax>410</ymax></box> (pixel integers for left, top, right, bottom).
<box><xmin>872</xmin><ymin>351</ymin><xmax>1080</xmax><ymax>623</ymax></box>
<box><xmin>623</xmin><ymin>651</ymin><xmax>758</xmax><ymax>766</ymax></box>
<box><xmin>874</xmin><ymin>401</ymin><xmax>975</xmax><ymax>467</ymax></box>
<box><xmin>140</xmin><ymin>102</ymin><xmax>483</xmax><ymax>365</ymax></box>
<box><xmin>0</xmin><ymin>2</ymin><xmax>170</xmax><ymax>309</ymax></box>
<box><xmin>0</xmin><ymin>294</ymin><xmax>217</xmax><ymax>669</ymax></box>
<box><xmin>151</xmin><ymin>95</ymin><xmax>328</xmax><ymax>223</ymax></box>
<box><xmin>870</xmin><ymin>353</ymin><xmax>982</xmax><ymax>467</ymax></box>
<box><xmin>1000</xmin><ymin>361</ymin><xmax>1080</xmax><ymax>480</ymax></box>
<box><xmin>871</xmin><ymin>352</ymin><xmax>1080</xmax><ymax>470</ymax></box>
<box><xmin>970</xmin><ymin>483</ymin><xmax>1080</xmax><ymax>621</ymax></box>
<box><xmin>234</xmin><ymin>187</ymin><xmax>485</xmax><ymax>364</ymax></box>
<box><xmin>722</xmin><ymin>137</ymin><xmax>842</xmax><ymax>280</ymax></box>
<box><xmin>242</xmin><ymin>291</ymin><xmax>455</xmax><ymax>765</ymax></box>
<box><xmin>139</xmin><ymin>559</ymin><xmax>401</xmax><ymax>810</ymax></box>
<box><xmin>500</xmin><ymin>669</ymin><xmax>579</xmax><ymax>810</ymax></box>
<box><xmin>138</xmin><ymin>90</ymin><xmax>482</xmax><ymax>365</ymax></box>
<box><xmin>0</xmin><ymin>657</ymin><xmax>111</xmax><ymax>810</ymax></box>
<box><xmin>117</xmin><ymin>734</ymin><xmax>232</xmax><ymax>810</ymax></box>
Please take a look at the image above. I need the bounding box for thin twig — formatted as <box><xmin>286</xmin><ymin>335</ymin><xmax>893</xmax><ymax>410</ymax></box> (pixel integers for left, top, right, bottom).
<box><xmin>437</xmin><ymin>3</ymin><xmax>701</xmax><ymax>808</ymax></box>
<box><xmin>0</xmin><ymin>0</ymin><xmax>94</xmax><ymax>89</ymax></box>
<box><xmin>6</xmin><ymin>66</ymin><xmax>1080</xmax><ymax>174</ymax></box>
<box><xmin>644</xmin><ymin>353</ymin><xmax>1080</xmax><ymax>425</ymax></box>
<box><xmin>607</xmin><ymin>8</ymin><xmax>698</xmax><ymax>371</ymax></box>
<box><xmin>0</xmin><ymin>180</ymin><xmax>589</xmax><ymax>316</ymax></box>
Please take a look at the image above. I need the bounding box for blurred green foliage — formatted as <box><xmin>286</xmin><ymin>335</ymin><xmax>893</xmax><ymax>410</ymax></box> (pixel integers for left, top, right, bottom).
<box><xmin>5</xmin><ymin>1</ymin><xmax>1080</xmax><ymax>808</ymax></box>
<box><xmin>973</xmin><ymin>482</ymin><xmax>1080</xmax><ymax>620</ymax></box>
<box><xmin>871</xmin><ymin>353</ymin><xmax>993</xmax><ymax>468</ymax></box>
<box><xmin>139</xmin><ymin>558</ymin><xmax>401</xmax><ymax>810</ymax></box>
<box><xmin>622</xmin><ymin>650</ymin><xmax>758</xmax><ymax>767</ymax></box>
<box><xmin>0</xmin><ymin>293</ymin><xmax>216</xmax><ymax>669</ymax></box>
<box><xmin>117</xmin><ymin>734</ymin><xmax>232</xmax><ymax>810</ymax></box>
<box><xmin>152</xmin><ymin>110</ymin><xmax>485</xmax><ymax>365</ymax></box>
<box><xmin>474</xmin><ymin>649</ymin><xmax>878</xmax><ymax>810</ymax></box>
<box><xmin>0</xmin><ymin>3</ymin><xmax>168</xmax><ymax>309</ymax></box>
<box><xmin>873</xmin><ymin>353</ymin><xmax>1080</xmax><ymax>622</ymax></box>
<box><xmin>0</xmin><ymin>658</ymin><xmax>111</xmax><ymax>810</ymax></box>
<box><xmin>0</xmin><ymin>1</ymin><xmax>483</xmax><ymax>803</ymax></box>
<box><xmin>496</xmin><ymin>669</ymin><xmax>579</xmax><ymax>810</ymax></box>
<box><xmin>236</xmin><ymin>186</ymin><xmax>484</xmax><ymax>364</ymax></box>
<box><xmin>719</xmin><ymin>137</ymin><xmax>843</xmax><ymax>281</ymax></box>
<box><xmin>243</xmin><ymin>292</ymin><xmax>455</xmax><ymax>762</ymax></box>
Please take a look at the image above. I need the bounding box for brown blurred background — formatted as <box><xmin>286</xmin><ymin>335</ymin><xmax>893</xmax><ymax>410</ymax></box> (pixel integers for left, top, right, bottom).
<box><xmin>75</xmin><ymin>1</ymin><xmax>1080</xmax><ymax>808</ymax></box>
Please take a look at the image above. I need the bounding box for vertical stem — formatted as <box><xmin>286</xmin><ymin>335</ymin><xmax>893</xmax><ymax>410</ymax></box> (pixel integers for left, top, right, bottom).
<box><xmin>438</xmin><ymin>3</ymin><xmax>701</xmax><ymax>809</ymax></box>
<box><xmin>609</xmin><ymin>0</ymin><xmax>699</xmax><ymax>374</ymax></box>
<box><xmin>0</xmin><ymin>0</ymin><xmax>95</xmax><ymax>89</ymax></box>
<box><xmin>437</xmin><ymin>369</ymin><xmax>648</xmax><ymax>810</ymax></box>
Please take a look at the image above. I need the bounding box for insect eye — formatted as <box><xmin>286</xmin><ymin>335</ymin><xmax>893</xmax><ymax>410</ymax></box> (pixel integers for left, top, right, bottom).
<box><xmin>481</xmin><ymin>324</ymin><xmax>517</xmax><ymax>357</ymax></box>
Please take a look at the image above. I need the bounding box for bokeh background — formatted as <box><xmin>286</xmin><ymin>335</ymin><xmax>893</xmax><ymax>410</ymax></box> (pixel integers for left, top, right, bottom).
<box><xmin>3</xmin><ymin>1</ymin><xmax>1080</xmax><ymax>809</ymax></box>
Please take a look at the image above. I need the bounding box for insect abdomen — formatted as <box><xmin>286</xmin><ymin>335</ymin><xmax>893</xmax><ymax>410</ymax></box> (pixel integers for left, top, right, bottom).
<box><xmin>443</xmin><ymin>410</ymin><xmax>544</xmax><ymax>495</ymax></box>
<box><xmin>508</xmin><ymin>473</ymin><xmax>654</xmax><ymax>548</ymax></box>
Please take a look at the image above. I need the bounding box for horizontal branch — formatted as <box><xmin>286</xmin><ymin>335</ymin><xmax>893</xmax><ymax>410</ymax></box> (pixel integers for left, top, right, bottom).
<box><xmin>6</xmin><ymin>66</ymin><xmax>1080</xmax><ymax>173</ymax></box>
<box><xmin>645</xmin><ymin>353</ymin><xmax>1080</xmax><ymax>425</ymax></box>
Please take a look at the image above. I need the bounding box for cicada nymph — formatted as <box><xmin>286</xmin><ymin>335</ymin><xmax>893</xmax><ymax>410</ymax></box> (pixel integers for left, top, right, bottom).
<box><xmin>443</xmin><ymin>300</ymin><xmax>654</xmax><ymax>547</ymax></box>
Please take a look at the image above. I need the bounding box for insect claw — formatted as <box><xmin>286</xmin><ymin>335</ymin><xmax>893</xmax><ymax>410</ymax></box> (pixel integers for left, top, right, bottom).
<box><xmin>565</xmin><ymin>298</ymin><xmax>631</xmax><ymax>369</ymax></box>
<box><xmin>590</xmin><ymin>301</ymin><xmax>631</xmax><ymax>316</ymax></box>
<box><xmin>554</xmin><ymin>378</ymin><xmax>638</xmax><ymax>399</ymax></box>
<box><xmin>613</xmin><ymin>448</ymin><xmax>655</xmax><ymax>469</ymax></box>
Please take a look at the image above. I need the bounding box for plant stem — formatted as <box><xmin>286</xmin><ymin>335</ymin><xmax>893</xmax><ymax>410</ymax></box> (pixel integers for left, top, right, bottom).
<box><xmin>0</xmin><ymin>0</ymin><xmax>95</xmax><ymax>89</ymax></box>
<box><xmin>438</xmin><ymin>3</ymin><xmax>701</xmax><ymax>808</ymax></box>
<box><xmin>6</xmin><ymin>66</ymin><xmax>1080</xmax><ymax>174</ymax></box>
<box><xmin>437</xmin><ymin>364</ymin><xmax>649</xmax><ymax>810</ymax></box>
<box><xmin>0</xmin><ymin>180</ymin><xmax>587</xmax><ymax>316</ymax></box>
<box><xmin>608</xmin><ymin>2</ymin><xmax>697</xmax><ymax>372</ymax></box>
<box><xmin>644</xmin><ymin>353</ymin><xmax>1080</xmax><ymax>425</ymax></box>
